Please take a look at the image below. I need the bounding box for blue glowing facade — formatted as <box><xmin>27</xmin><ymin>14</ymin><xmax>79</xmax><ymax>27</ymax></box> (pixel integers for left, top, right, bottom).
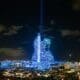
<box><xmin>32</xmin><ymin>33</ymin><xmax>54</xmax><ymax>69</ymax></box>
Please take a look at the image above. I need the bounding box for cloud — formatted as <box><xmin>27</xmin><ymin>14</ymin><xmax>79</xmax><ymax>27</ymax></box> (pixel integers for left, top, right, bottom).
<box><xmin>0</xmin><ymin>48</ymin><xmax>24</xmax><ymax>57</ymax></box>
<box><xmin>11</xmin><ymin>25</ymin><xmax>23</xmax><ymax>30</ymax></box>
<box><xmin>72</xmin><ymin>0</ymin><xmax>80</xmax><ymax>11</ymax></box>
<box><xmin>3</xmin><ymin>25</ymin><xmax>24</xmax><ymax>36</ymax></box>
<box><xmin>3</xmin><ymin>29</ymin><xmax>17</xmax><ymax>36</ymax></box>
<box><xmin>60</xmin><ymin>30</ymin><xmax>80</xmax><ymax>37</ymax></box>
<box><xmin>0</xmin><ymin>25</ymin><xmax>6</xmax><ymax>32</ymax></box>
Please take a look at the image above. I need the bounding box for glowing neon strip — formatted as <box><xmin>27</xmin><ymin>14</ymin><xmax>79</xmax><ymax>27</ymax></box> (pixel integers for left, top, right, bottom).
<box><xmin>37</xmin><ymin>33</ymin><xmax>41</xmax><ymax>62</ymax></box>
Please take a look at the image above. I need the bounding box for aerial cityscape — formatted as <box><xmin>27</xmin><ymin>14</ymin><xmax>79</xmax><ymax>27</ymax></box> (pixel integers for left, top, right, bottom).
<box><xmin>0</xmin><ymin>0</ymin><xmax>80</xmax><ymax>80</ymax></box>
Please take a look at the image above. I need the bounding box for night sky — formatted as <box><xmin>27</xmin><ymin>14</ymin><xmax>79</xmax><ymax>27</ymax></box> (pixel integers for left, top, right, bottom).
<box><xmin>0</xmin><ymin>0</ymin><xmax>80</xmax><ymax>61</ymax></box>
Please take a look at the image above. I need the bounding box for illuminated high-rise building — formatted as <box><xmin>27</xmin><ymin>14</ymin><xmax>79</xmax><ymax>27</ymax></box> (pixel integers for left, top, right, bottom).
<box><xmin>32</xmin><ymin>33</ymin><xmax>54</xmax><ymax>69</ymax></box>
<box><xmin>31</xmin><ymin>0</ymin><xmax>54</xmax><ymax>70</ymax></box>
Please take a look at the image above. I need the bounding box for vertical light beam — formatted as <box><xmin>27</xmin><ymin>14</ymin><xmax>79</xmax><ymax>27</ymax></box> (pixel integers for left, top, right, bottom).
<box><xmin>37</xmin><ymin>33</ymin><xmax>41</xmax><ymax>62</ymax></box>
<box><xmin>40</xmin><ymin>0</ymin><xmax>43</xmax><ymax>25</ymax></box>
